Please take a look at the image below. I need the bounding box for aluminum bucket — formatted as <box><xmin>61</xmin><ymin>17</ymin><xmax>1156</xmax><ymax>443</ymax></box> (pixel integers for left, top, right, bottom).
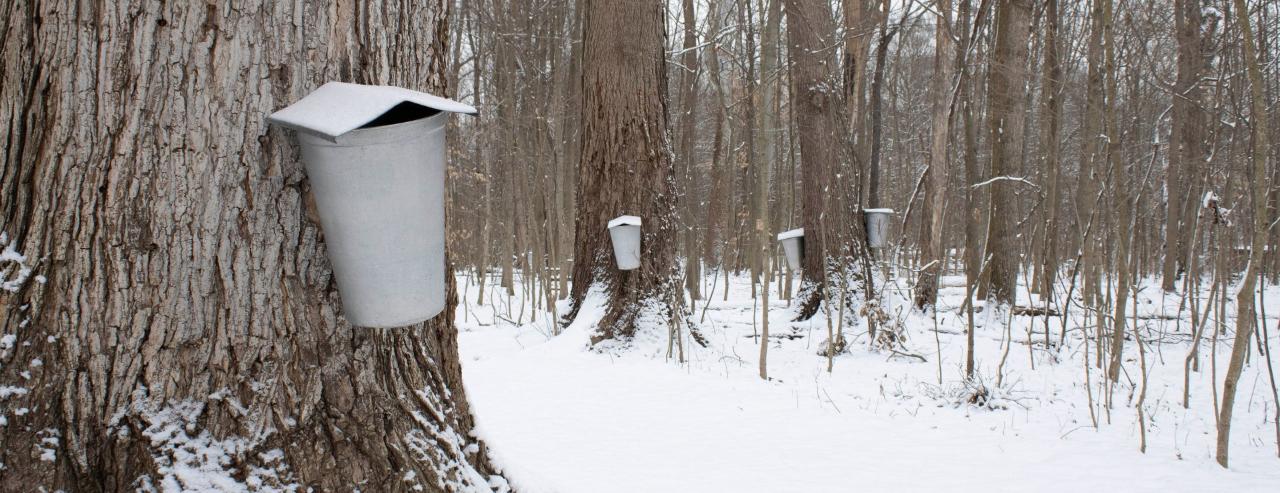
<box><xmin>297</xmin><ymin>111</ymin><xmax>447</xmax><ymax>328</ymax></box>
<box><xmin>777</xmin><ymin>228</ymin><xmax>804</xmax><ymax>270</ymax></box>
<box><xmin>864</xmin><ymin>209</ymin><xmax>894</xmax><ymax>249</ymax></box>
<box><xmin>607</xmin><ymin>216</ymin><xmax>642</xmax><ymax>271</ymax></box>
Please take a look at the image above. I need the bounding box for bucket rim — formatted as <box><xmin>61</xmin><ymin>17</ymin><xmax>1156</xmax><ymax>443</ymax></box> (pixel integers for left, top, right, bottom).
<box><xmin>297</xmin><ymin>111</ymin><xmax>446</xmax><ymax>148</ymax></box>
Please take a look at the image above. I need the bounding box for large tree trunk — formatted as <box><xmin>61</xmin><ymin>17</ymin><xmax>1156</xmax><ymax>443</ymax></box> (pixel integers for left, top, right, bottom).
<box><xmin>567</xmin><ymin>0</ymin><xmax>679</xmax><ymax>344</ymax></box>
<box><xmin>914</xmin><ymin>0</ymin><xmax>955</xmax><ymax>309</ymax></box>
<box><xmin>784</xmin><ymin>0</ymin><xmax>866</xmax><ymax>321</ymax></box>
<box><xmin>0</xmin><ymin>1</ymin><xmax>498</xmax><ymax>491</ymax></box>
<box><xmin>983</xmin><ymin>0</ymin><xmax>1033</xmax><ymax>305</ymax></box>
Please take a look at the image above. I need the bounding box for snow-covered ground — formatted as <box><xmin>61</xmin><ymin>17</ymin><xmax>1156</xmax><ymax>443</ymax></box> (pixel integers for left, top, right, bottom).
<box><xmin>456</xmin><ymin>269</ymin><xmax>1280</xmax><ymax>492</ymax></box>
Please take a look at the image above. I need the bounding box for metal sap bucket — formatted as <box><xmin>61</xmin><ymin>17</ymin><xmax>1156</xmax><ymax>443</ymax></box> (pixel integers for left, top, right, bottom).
<box><xmin>268</xmin><ymin>82</ymin><xmax>476</xmax><ymax>328</ymax></box>
<box><xmin>864</xmin><ymin>208</ymin><xmax>894</xmax><ymax>249</ymax></box>
<box><xmin>607</xmin><ymin>215</ymin><xmax>642</xmax><ymax>270</ymax></box>
<box><xmin>777</xmin><ymin>228</ymin><xmax>804</xmax><ymax>270</ymax></box>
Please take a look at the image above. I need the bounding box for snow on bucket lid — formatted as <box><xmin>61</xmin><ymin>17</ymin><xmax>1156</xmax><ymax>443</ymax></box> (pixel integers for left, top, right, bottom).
<box><xmin>777</xmin><ymin>228</ymin><xmax>804</xmax><ymax>241</ymax></box>
<box><xmin>863</xmin><ymin>208</ymin><xmax>895</xmax><ymax>214</ymax></box>
<box><xmin>267</xmin><ymin>82</ymin><xmax>478</xmax><ymax>141</ymax></box>
<box><xmin>608</xmin><ymin>215</ymin><xmax>642</xmax><ymax>229</ymax></box>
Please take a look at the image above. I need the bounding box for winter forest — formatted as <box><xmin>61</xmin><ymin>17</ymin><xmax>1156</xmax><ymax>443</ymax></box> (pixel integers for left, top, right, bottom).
<box><xmin>1</xmin><ymin>0</ymin><xmax>1279</xmax><ymax>491</ymax></box>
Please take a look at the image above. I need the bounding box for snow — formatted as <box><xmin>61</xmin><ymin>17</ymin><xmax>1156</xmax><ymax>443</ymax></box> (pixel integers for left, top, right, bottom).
<box><xmin>457</xmin><ymin>270</ymin><xmax>1280</xmax><ymax>492</ymax></box>
<box><xmin>1203</xmin><ymin>190</ymin><xmax>1218</xmax><ymax>208</ymax></box>
<box><xmin>607</xmin><ymin>215</ymin><xmax>643</xmax><ymax>229</ymax></box>
<box><xmin>113</xmin><ymin>389</ymin><xmax>301</xmax><ymax>492</ymax></box>
<box><xmin>0</xmin><ymin>232</ymin><xmax>35</xmax><ymax>293</ymax></box>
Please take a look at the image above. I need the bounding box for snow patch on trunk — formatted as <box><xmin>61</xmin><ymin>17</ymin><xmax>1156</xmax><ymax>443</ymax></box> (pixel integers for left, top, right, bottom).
<box><xmin>112</xmin><ymin>388</ymin><xmax>300</xmax><ymax>493</ymax></box>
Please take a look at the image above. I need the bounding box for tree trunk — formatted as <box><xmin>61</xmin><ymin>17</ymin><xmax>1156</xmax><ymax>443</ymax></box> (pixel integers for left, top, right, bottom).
<box><xmin>843</xmin><ymin>0</ymin><xmax>873</xmax><ymax>202</ymax></box>
<box><xmin>1077</xmin><ymin>0</ymin><xmax>1107</xmax><ymax>309</ymax></box>
<box><xmin>677</xmin><ymin>0</ymin><xmax>703</xmax><ymax>302</ymax></box>
<box><xmin>567</xmin><ymin>0</ymin><xmax>680</xmax><ymax>344</ymax></box>
<box><xmin>784</xmin><ymin>0</ymin><xmax>866</xmax><ymax>321</ymax></box>
<box><xmin>914</xmin><ymin>0</ymin><xmax>955</xmax><ymax>309</ymax></box>
<box><xmin>1037</xmin><ymin>0</ymin><xmax>1063</xmax><ymax>304</ymax></box>
<box><xmin>984</xmin><ymin>0</ymin><xmax>1033</xmax><ymax>306</ymax></box>
<box><xmin>0</xmin><ymin>1</ymin><xmax>498</xmax><ymax>491</ymax></box>
<box><xmin>1217</xmin><ymin>0</ymin><xmax>1271</xmax><ymax>467</ymax></box>
<box><xmin>867</xmin><ymin>0</ymin><xmax>892</xmax><ymax>210</ymax></box>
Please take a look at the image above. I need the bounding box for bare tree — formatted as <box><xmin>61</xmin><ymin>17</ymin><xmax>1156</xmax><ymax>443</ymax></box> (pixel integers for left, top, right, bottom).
<box><xmin>785</xmin><ymin>0</ymin><xmax>868</xmax><ymax>321</ymax></box>
<box><xmin>677</xmin><ymin>0</ymin><xmax>704</xmax><ymax>302</ymax></box>
<box><xmin>984</xmin><ymin>0</ymin><xmax>1034</xmax><ymax>306</ymax></box>
<box><xmin>566</xmin><ymin>0</ymin><xmax>681</xmax><ymax>343</ymax></box>
<box><xmin>1217</xmin><ymin>0</ymin><xmax>1271</xmax><ymax>467</ymax></box>
<box><xmin>914</xmin><ymin>0</ymin><xmax>956</xmax><ymax>309</ymax></box>
<box><xmin>1163</xmin><ymin>0</ymin><xmax>1208</xmax><ymax>292</ymax></box>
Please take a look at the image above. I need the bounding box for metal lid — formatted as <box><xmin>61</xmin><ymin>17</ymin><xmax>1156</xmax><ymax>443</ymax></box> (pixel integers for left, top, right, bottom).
<box><xmin>608</xmin><ymin>215</ymin><xmax>642</xmax><ymax>229</ymax></box>
<box><xmin>267</xmin><ymin>82</ymin><xmax>477</xmax><ymax>141</ymax></box>
<box><xmin>777</xmin><ymin>228</ymin><xmax>804</xmax><ymax>241</ymax></box>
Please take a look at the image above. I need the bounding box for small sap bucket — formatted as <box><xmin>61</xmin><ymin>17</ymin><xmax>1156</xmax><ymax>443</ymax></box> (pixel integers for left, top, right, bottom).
<box><xmin>777</xmin><ymin>228</ymin><xmax>804</xmax><ymax>270</ymax></box>
<box><xmin>268</xmin><ymin>82</ymin><xmax>476</xmax><ymax>328</ymax></box>
<box><xmin>607</xmin><ymin>215</ymin><xmax>642</xmax><ymax>271</ymax></box>
<box><xmin>864</xmin><ymin>208</ymin><xmax>894</xmax><ymax>249</ymax></box>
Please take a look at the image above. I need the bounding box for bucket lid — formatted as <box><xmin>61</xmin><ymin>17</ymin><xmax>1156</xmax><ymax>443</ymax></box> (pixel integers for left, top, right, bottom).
<box><xmin>863</xmin><ymin>208</ymin><xmax>895</xmax><ymax>214</ymax></box>
<box><xmin>777</xmin><ymin>228</ymin><xmax>804</xmax><ymax>241</ymax></box>
<box><xmin>267</xmin><ymin>82</ymin><xmax>478</xmax><ymax>141</ymax></box>
<box><xmin>607</xmin><ymin>215</ymin><xmax>642</xmax><ymax>229</ymax></box>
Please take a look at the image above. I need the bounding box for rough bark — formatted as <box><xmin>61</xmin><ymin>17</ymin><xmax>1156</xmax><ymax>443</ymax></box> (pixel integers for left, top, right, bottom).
<box><xmin>784</xmin><ymin>0</ymin><xmax>865</xmax><ymax>321</ymax></box>
<box><xmin>0</xmin><ymin>1</ymin><xmax>498</xmax><ymax>491</ymax></box>
<box><xmin>984</xmin><ymin>0</ymin><xmax>1033</xmax><ymax>305</ymax></box>
<box><xmin>567</xmin><ymin>0</ymin><xmax>680</xmax><ymax>344</ymax></box>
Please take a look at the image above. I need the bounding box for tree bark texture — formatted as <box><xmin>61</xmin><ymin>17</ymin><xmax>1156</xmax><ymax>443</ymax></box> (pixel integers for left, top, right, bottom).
<box><xmin>568</xmin><ymin>0</ymin><xmax>679</xmax><ymax>344</ymax></box>
<box><xmin>0</xmin><ymin>1</ymin><xmax>499</xmax><ymax>491</ymax></box>
<box><xmin>984</xmin><ymin>0</ymin><xmax>1032</xmax><ymax>306</ymax></box>
<box><xmin>784</xmin><ymin>0</ymin><xmax>866</xmax><ymax>321</ymax></box>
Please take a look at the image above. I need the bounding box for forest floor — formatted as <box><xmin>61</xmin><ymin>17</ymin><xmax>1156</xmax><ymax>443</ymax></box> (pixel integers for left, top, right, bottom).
<box><xmin>455</xmin><ymin>268</ymin><xmax>1280</xmax><ymax>492</ymax></box>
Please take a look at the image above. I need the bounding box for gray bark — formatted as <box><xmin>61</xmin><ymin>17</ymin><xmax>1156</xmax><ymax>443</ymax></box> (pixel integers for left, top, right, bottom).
<box><xmin>0</xmin><ymin>1</ymin><xmax>497</xmax><ymax>491</ymax></box>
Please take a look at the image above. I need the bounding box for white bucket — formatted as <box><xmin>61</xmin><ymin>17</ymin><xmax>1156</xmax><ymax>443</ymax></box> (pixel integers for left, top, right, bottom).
<box><xmin>607</xmin><ymin>215</ymin><xmax>642</xmax><ymax>271</ymax></box>
<box><xmin>269</xmin><ymin>82</ymin><xmax>476</xmax><ymax>328</ymax></box>
<box><xmin>864</xmin><ymin>209</ymin><xmax>894</xmax><ymax>249</ymax></box>
<box><xmin>777</xmin><ymin>228</ymin><xmax>804</xmax><ymax>270</ymax></box>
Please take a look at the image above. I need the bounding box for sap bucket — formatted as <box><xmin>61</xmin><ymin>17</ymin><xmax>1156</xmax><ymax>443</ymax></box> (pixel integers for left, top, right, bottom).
<box><xmin>268</xmin><ymin>82</ymin><xmax>477</xmax><ymax>328</ymax></box>
<box><xmin>777</xmin><ymin>228</ymin><xmax>804</xmax><ymax>270</ymax></box>
<box><xmin>864</xmin><ymin>208</ymin><xmax>894</xmax><ymax>249</ymax></box>
<box><xmin>607</xmin><ymin>215</ymin><xmax>642</xmax><ymax>271</ymax></box>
